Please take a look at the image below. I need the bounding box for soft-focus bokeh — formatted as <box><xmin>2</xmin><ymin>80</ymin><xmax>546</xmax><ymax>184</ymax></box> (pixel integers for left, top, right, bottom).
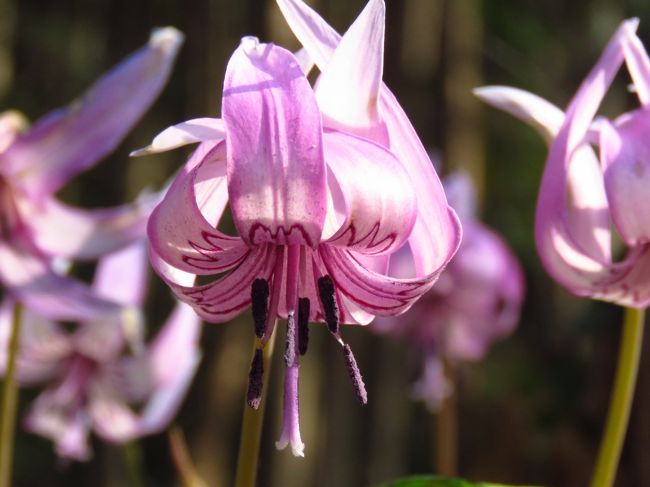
<box><xmin>4</xmin><ymin>0</ymin><xmax>650</xmax><ymax>485</ymax></box>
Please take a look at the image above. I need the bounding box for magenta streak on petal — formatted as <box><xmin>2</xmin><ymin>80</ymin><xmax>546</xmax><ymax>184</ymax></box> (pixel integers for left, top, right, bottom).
<box><xmin>248</xmin><ymin>223</ymin><xmax>315</xmax><ymax>249</ymax></box>
<box><xmin>327</xmin><ymin>223</ymin><xmax>396</xmax><ymax>255</ymax></box>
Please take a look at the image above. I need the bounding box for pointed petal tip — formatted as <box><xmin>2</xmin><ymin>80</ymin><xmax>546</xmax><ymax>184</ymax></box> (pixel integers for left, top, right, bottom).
<box><xmin>624</xmin><ymin>17</ymin><xmax>640</xmax><ymax>32</ymax></box>
<box><xmin>129</xmin><ymin>146</ymin><xmax>151</xmax><ymax>157</ymax></box>
<box><xmin>240</xmin><ymin>36</ymin><xmax>264</xmax><ymax>58</ymax></box>
<box><xmin>149</xmin><ymin>26</ymin><xmax>185</xmax><ymax>52</ymax></box>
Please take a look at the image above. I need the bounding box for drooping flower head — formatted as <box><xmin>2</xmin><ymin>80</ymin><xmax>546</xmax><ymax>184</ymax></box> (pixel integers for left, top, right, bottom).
<box><xmin>373</xmin><ymin>172</ymin><xmax>524</xmax><ymax>410</ymax></box>
<box><xmin>0</xmin><ymin>27</ymin><xmax>183</xmax><ymax>322</ymax></box>
<box><xmin>141</xmin><ymin>0</ymin><xmax>460</xmax><ymax>456</ymax></box>
<box><xmin>475</xmin><ymin>19</ymin><xmax>650</xmax><ymax>307</ymax></box>
<box><xmin>0</xmin><ymin>243</ymin><xmax>201</xmax><ymax>461</ymax></box>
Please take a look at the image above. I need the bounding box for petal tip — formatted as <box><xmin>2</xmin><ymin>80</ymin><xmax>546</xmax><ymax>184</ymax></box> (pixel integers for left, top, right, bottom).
<box><xmin>149</xmin><ymin>26</ymin><xmax>185</xmax><ymax>52</ymax></box>
<box><xmin>240</xmin><ymin>36</ymin><xmax>263</xmax><ymax>58</ymax></box>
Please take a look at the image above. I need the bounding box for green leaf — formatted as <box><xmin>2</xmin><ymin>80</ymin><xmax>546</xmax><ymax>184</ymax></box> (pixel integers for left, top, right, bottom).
<box><xmin>374</xmin><ymin>475</ymin><xmax>542</xmax><ymax>487</ymax></box>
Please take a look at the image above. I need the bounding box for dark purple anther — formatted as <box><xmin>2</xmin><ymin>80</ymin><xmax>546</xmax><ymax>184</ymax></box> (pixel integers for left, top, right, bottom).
<box><xmin>284</xmin><ymin>312</ymin><xmax>297</xmax><ymax>367</ymax></box>
<box><xmin>251</xmin><ymin>278</ymin><xmax>270</xmax><ymax>338</ymax></box>
<box><xmin>317</xmin><ymin>275</ymin><xmax>339</xmax><ymax>334</ymax></box>
<box><xmin>247</xmin><ymin>348</ymin><xmax>264</xmax><ymax>409</ymax></box>
<box><xmin>298</xmin><ymin>298</ymin><xmax>310</xmax><ymax>355</ymax></box>
<box><xmin>343</xmin><ymin>344</ymin><xmax>367</xmax><ymax>405</ymax></box>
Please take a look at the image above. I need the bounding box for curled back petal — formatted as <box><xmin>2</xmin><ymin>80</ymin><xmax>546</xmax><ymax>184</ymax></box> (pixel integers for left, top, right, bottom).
<box><xmin>19</xmin><ymin>192</ymin><xmax>156</xmax><ymax>261</ymax></box>
<box><xmin>130</xmin><ymin>117</ymin><xmax>225</xmax><ymax>156</ymax></box>
<box><xmin>277</xmin><ymin>0</ymin><xmax>461</xmax><ymax>278</ymax></box>
<box><xmin>4</xmin><ymin>27</ymin><xmax>184</xmax><ymax>198</ymax></box>
<box><xmin>148</xmin><ymin>142</ymin><xmax>248</xmax><ymax>275</ymax></box>
<box><xmin>622</xmin><ymin>25</ymin><xmax>650</xmax><ymax>106</ymax></box>
<box><xmin>223</xmin><ymin>38</ymin><xmax>326</xmax><ymax>247</ymax></box>
<box><xmin>323</xmin><ymin>129</ymin><xmax>416</xmax><ymax>255</ymax></box>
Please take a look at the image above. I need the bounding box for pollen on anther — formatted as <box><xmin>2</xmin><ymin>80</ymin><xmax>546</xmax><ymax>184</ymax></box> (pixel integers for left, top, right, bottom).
<box><xmin>318</xmin><ymin>275</ymin><xmax>339</xmax><ymax>334</ymax></box>
<box><xmin>251</xmin><ymin>279</ymin><xmax>270</xmax><ymax>338</ymax></box>
<box><xmin>298</xmin><ymin>298</ymin><xmax>310</xmax><ymax>355</ymax></box>
<box><xmin>247</xmin><ymin>348</ymin><xmax>264</xmax><ymax>410</ymax></box>
<box><xmin>343</xmin><ymin>344</ymin><xmax>367</xmax><ymax>405</ymax></box>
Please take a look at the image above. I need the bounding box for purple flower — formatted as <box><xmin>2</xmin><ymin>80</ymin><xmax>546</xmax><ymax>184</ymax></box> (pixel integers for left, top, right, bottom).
<box><xmin>0</xmin><ymin>243</ymin><xmax>201</xmax><ymax>461</ymax></box>
<box><xmin>0</xmin><ymin>28</ymin><xmax>183</xmax><ymax>321</ymax></box>
<box><xmin>373</xmin><ymin>173</ymin><xmax>524</xmax><ymax>410</ymax></box>
<box><xmin>475</xmin><ymin>19</ymin><xmax>650</xmax><ymax>307</ymax></box>
<box><xmin>141</xmin><ymin>0</ymin><xmax>460</xmax><ymax>456</ymax></box>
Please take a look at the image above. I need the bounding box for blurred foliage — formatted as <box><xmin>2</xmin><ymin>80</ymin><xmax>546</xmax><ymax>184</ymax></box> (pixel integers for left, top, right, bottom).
<box><xmin>4</xmin><ymin>0</ymin><xmax>650</xmax><ymax>486</ymax></box>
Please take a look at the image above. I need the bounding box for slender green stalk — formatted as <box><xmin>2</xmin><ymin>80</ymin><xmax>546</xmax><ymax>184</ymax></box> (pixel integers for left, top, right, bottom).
<box><xmin>436</xmin><ymin>358</ymin><xmax>457</xmax><ymax>477</ymax></box>
<box><xmin>169</xmin><ymin>426</ymin><xmax>208</xmax><ymax>487</ymax></box>
<box><xmin>122</xmin><ymin>442</ymin><xmax>146</xmax><ymax>487</ymax></box>
<box><xmin>0</xmin><ymin>302</ymin><xmax>22</xmax><ymax>487</ymax></box>
<box><xmin>590</xmin><ymin>306</ymin><xmax>645</xmax><ymax>487</ymax></box>
<box><xmin>234</xmin><ymin>331</ymin><xmax>276</xmax><ymax>487</ymax></box>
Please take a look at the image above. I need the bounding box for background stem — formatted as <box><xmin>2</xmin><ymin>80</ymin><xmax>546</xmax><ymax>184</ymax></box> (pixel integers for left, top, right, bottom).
<box><xmin>436</xmin><ymin>358</ymin><xmax>458</xmax><ymax>477</ymax></box>
<box><xmin>234</xmin><ymin>331</ymin><xmax>276</xmax><ymax>487</ymax></box>
<box><xmin>0</xmin><ymin>302</ymin><xmax>22</xmax><ymax>487</ymax></box>
<box><xmin>590</xmin><ymin>306</ymin><xmax>645</xmax><ymax>487</ymax></box>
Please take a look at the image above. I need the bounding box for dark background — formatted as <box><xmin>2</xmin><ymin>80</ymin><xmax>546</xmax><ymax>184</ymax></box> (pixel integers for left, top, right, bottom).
<box><xmin>4</xmin><ymin>0</ymin><xmax>650</xmax><ymax>485</ymax></box>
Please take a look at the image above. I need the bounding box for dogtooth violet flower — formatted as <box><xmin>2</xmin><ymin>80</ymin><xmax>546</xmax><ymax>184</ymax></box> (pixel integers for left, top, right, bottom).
<box><xmin>0</xmin><ymin>242</ymin><xmax>201</xmax><ymax>461</ymax></box>
<box><xmin>137</xmin><ymin>0</ymin><xmax>460</xmax><ymax>457</ymax></box>
<box><xmin>475</xmin><ymin>19</ymin><xmax>650</xmax><ymax>307</ymax></box>
<box><xmin>373</xmin><ymin>172</ymin><xmax>524</xmax><ymax>410</ymax></box>
<box><xmin>0</xmin><ymin>27</ymin><xmax>182</xmax><ymax>322</ymax></box>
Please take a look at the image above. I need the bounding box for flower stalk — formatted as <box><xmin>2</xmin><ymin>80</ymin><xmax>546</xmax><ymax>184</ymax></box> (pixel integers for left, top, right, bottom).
<box><xmin>436</xmin><ymin>358</ymin><xmax>457</xmax><ymax>477</ymax></box>
<box><xmin>590</xmin><ymin>306</ymin><xmax>645</xmax><ymax>487</ymax></box>
<box><xmin>234</xmin><ymin>331</ymin><xmax>277</xmax><ymax>487</ymax></box>
<box><xmin>0</xmin><ymin>302</ymin><xmax>22</xmax><ymax>487</ymax></box>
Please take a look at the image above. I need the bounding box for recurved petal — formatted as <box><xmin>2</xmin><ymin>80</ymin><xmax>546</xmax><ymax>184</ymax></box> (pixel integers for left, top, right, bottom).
<box><xmin>473</xmin><ymin>86</ymin><xmax>565</xmax><ymax>144</ymax></box>
<box><xmin>148</xmin><ymin>141</ymin><xmax>249</xmax><ymax>275</ymax></box>
<box><xmin>0</xmin><ymin>243</ymin><xmax>123</xmax><ymax>321</ymax></box>
<box><xmin>93</xmin><ymin>241</ymin><xmax>148</xmax><ymax>306</ymax></box>
<box><xmin>20</xmin><ymin>192</ymin><xmax>155</xmax><ymax>261</ymax></box>
<box><xmin>130</xmin><ymin>118</ymin><xmax>225</xmax><ymax>156</ymax></box>
<box><xmin>601</xmin><ymin>111</ymin><xmax>650</xmax><ymax>245</ymax></box>
<box><xmin>323</xmin><ymin>129</ymin><xmax>415</xmax><ymax>255</ymax></box>
<box><xmin>223</xmin><ymin>38</ymin><xmax>326</xmax><ymax>247</ymax></box>
<box><xmin>623</xmin><ymin>25</ymin><xmax>650</xmax><ymax>106</ymax></box>
<box><xmin>314</xmin><ymin>0</ymin><xmax>385</xmax><ymax>134</ymax></box>
<box><xmin>4</xmin><ymin>27</ymin><xmax>183</xmax><ymax>198</ymax></box>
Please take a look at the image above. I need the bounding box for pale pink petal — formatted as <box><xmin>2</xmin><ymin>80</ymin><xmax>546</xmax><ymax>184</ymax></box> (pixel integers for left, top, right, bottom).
<box><xmin>93</xmin><ymin>242</ymin><xmax>148</xmax><ymax>305</ymax></box>
<box><xmin>473</xmin><ymin>86</ymin><xmax>565</xmax><ymax>143</ymax></box>
<box><xmin>20</xmin><ymin>193</ymin><xmax>155</xmax><ymax>261</ymax></box>
<box><xmin>323</xmin><ymin>129</ymin><xmax>416</xmax><ymax>255</ymax></box>
<box><xmin>0</xmin><ymin>111</ymin><xmax>27</xmax><ymax>154</ymax></box>
<box><xmin>148</xmin><ymin>141</ymin><xmax>248</xmax><ymax>275</ymax></box>
<box><xmin>601</xmin><ymin>112</ymin><xmax>650</xmax><ymax>245</ymax></box>
<box><xmin>0</xmin><ymin>243</ymin><xmax>122</xmax><ymax>321</ymax></box>
<box><xmin>130</xmin><ymin>117</ymin><xmax>225</xmax><ymax>156</ymax></box>
<box><xmin>223</xmin><ymin>38</ymin><xmax>326</xmax><ymax>247</ymax></box>
<box><xmin>314</xmin><ymin>0</ymin><xmax>385</xmax><ymax>135</ymax></box>
<box><xmin>88</xmin><ymin>379</ymin><xmax>140</xmax><ymax>443</ymax></box>
<box><xmin>622</xmin><ymin>25</ymin><xmax>650</xmax><ymax>106</ymax></box>
<box><xmin>293</xmin><ymin>47</ymin><xmax>313</xmax><ymax>76</ymax></box>
<box><xmin>4</xmin><ymin>27</ymin><xmax>183</xmax><ymax>198</ymax></box>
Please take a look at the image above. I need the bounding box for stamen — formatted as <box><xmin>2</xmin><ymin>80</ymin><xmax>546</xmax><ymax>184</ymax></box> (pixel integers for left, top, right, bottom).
<box><xmin>318</xmin><ymin>275</ymin><xmax>339</xmax><ymax>334</ymax></box>
<box><xmin>246</xmin><ymin>348</ymin><xmax>264</xmax><ymax>410</ymax></box>
<box><xmin>284</xmin><ymin>312</ymin><xmax>297</xmax><ymax>367</ymax></box>
<box><xmin>343</xmin><ymin>344</ymin><xmax>367</xmax><ymax>405</ymax></box>
<box><xmin>298</xmin><ymin>298</ymin><xmax>310</xmax><ymax>355</ymax></box>
<box><xmin>251</xmin><ymin>278</ymin><xmax>270</xmax><ymax>338</ymax></box>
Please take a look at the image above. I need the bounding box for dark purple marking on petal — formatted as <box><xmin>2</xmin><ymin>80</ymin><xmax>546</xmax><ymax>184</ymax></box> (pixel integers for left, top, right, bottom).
<box><xmin>343</xmin><ymin>344</ymin><xmax>367</xmax><ymax>405</ymax></box>
<box><xmin>247</xmin><ymin>348</ymin><xmax>264</xmax><ymax>410</ymax></box>
<box><xmin>318</xmin><ymin>275</ymin><xmax>339</xmax><ymax>334</ymax></box>
<box><xmin>331</xmin><ymin>222</ymin><xmax>397</xmax><ymax>255</ymax></box>
<box><xmin>298</xmin><ymin>298</ymin><xmax>310</xmax><ymax>355</ymax></box>
<box><xmin>248</xmin><ymin>222</ymin><xmax>315</xmax><ymax>248</ymax></box>
<box><xmin>251</xmin><ymin>278</ymin><xmax>270</xmax><ymax>338</ymax></box>
<box><xmin>284</xmin><ymin>311</ymin><xmax>297</xmax><ymax>367</ymax></box>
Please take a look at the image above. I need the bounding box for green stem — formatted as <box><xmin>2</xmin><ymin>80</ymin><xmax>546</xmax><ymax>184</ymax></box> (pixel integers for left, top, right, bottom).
<box><xmin>122</xmin><ymin>442</ymin><xmax>146</xmax><ymax>487</ymax></box>
<box><xmin>590</xmin><ymin>306</ymin><xmax>645</xmax><ymax>487</ymax></box>
<box><xmin>0</xmin><ymin>302</ymin><xmax>22</xmax><ymax>487</ymax></box>
<box><xmin>234</xmin><ymin>331</ymin><xmax>276</xmax><ymax>487</ymax></box>
<box><xmin>436</xmin><ymin>358</ymin><xmax>457</xmax><ymax>477</ymax></box>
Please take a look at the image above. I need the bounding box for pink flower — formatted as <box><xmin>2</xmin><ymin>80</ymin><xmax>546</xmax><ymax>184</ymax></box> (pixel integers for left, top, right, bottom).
<box><xmin>475</xmin><ymin>19</ymin><xmax>650</xmax><ymax>307</ymax></box>
<box><xmin>0</xmin><ymin>243</ymin><xmax>201</xmax><ymax>461</ymax></box>
<box><xmin>373</xmin><ymin>173</ymin><xmax>524</xmax><ymax>410</ymax></box>
<box><xmin>141</xmin><ymin>0</ymin><xmax>460</xmax><ymax>456</ymax></box>
<box><xmin>0</xmin><ymin>28</ymin><xmax>182</xmax><ymax>321</ymax></box>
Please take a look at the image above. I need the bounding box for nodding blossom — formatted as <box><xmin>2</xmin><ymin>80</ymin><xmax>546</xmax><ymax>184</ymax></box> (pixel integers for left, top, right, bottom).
<box><xmin>476</xmin><ymin>19</ymin><xmax>650</xmax><ymax>307</ymax></box>
<box><xmin>139</xmin><ymin>0</ymin><xmax>460</xmax><ymax>456</ymax></box>
<box><xmin>0</xmin><ymin>27</ymin><xmax>182</xmax><ymax>322</ymax></box>
<box><xmin>0</xmin><ymin>243</ymin><xmax>201</xmax><ymax>461</ymax></box>
<box><xmin>373</xmin><ymin>172</ymin><xmax>524</xmax><ymax>410</ymax></box>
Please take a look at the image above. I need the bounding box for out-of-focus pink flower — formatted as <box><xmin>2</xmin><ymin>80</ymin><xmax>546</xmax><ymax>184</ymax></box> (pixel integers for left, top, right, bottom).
<box><xmin>138</xmin><ymin>0</ymin><xmax>460</xmax><ymax>457</ymax></box>
<box><xmin>0</xmin><ymin>27</ymin><xmax>183</xmax><ymax>321</ymax></box>
<box><xmin>0</xmin><ymin>243</ymin><xmax>201</xmax><ymax>461</ymax></box>
<box><xmin>475</xmin><ymin>19</ymin><xmax>650</xmax><ymax>307</ymax></box>
<box><xmin>374</xmin><ymin>173</ymin><xmax>524</xmax><ymax>410</ymax></box>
